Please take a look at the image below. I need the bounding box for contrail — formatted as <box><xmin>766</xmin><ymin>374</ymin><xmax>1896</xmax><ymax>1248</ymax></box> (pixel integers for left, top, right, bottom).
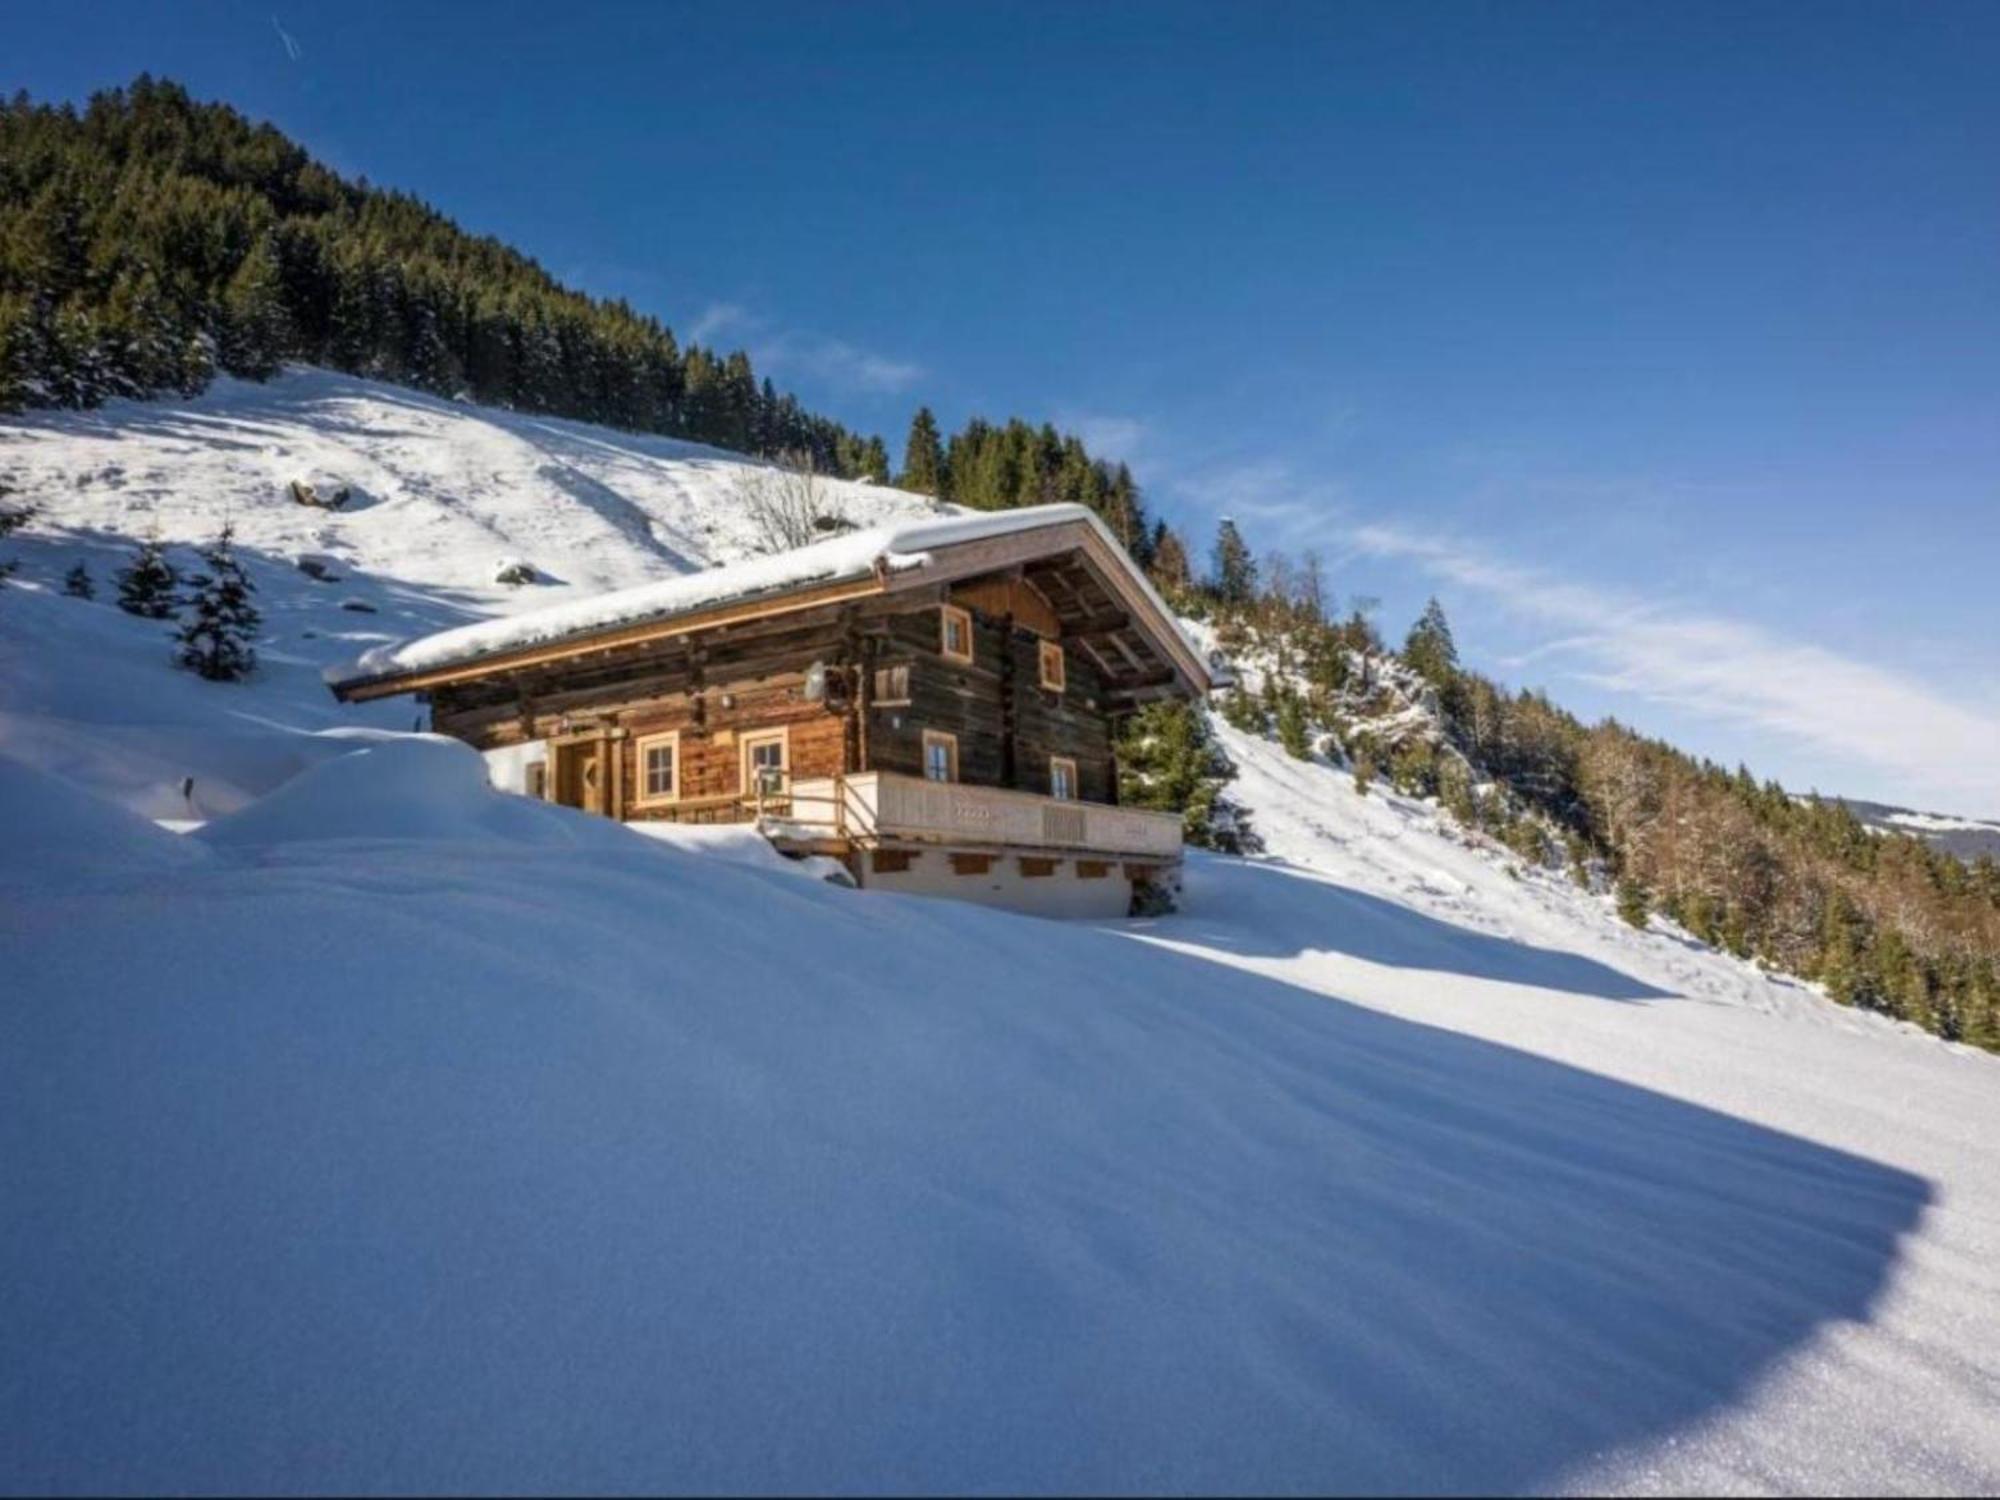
<box><xmin>271</xmin><ymin>15</ymin><xmax>303</xmax><ymax>61</ymax></box>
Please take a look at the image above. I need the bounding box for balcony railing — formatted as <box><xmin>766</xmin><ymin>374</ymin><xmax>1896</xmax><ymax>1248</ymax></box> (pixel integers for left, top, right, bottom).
<box><xmin>783</xmin><ymin>771</ymin><xmax>1182</xmax><ymax>860</ymax></box>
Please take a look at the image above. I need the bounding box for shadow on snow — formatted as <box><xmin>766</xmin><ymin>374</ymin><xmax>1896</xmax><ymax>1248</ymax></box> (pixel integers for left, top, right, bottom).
<box><xmin>1162</xmin><ymin>851</ymin><xmax>1677</xmax><ymax>1002</ymax></box>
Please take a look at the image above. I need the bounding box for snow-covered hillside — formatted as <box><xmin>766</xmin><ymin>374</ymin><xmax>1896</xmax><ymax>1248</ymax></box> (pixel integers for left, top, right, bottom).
<box><xmin>1</xmin><ymin>367</ymin><xmax>938</xmax><ymax>596</ymax></box>
<box><xmin>4</xmin><ymin>373</ymin><xmax>1999</xmax><ymax>1494</ymax></box>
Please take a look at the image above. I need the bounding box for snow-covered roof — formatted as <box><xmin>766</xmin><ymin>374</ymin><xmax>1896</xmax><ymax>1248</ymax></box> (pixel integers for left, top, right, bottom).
<box><xmin>328</xmin><ymin>503</ymin><xmax>1197</xmax><ymax>694</ymax></box>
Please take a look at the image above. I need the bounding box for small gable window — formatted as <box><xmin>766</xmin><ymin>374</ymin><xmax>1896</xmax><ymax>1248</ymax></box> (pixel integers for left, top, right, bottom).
<box><xmin>940</xmin><ymin>605</ymin><xmax>974</xmax><ymax>665</ymax></box>
<box><xmin>1038</xmin><ymin>639</ymin><xmax>1067</xmax><ymax>693</ymax></box>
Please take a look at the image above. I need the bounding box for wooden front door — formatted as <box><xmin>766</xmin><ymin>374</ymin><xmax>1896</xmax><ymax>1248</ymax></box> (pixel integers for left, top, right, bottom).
<box><xmin>554</xmin><ymin>738</ymin><xmax>608</xmax><ymax>815</ymax></box>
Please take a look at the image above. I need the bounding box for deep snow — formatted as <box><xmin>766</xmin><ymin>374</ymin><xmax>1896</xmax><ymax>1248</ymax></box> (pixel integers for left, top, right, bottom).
<box><xmin>3</xmin><ymin>372</ymin><xmax>1998</xmax><ymax>1495</ymax></box>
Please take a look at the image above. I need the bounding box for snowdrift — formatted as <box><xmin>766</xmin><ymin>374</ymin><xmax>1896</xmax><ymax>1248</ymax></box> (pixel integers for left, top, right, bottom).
<box><xmin>0</xmin><ymin>759</ymin><xmax>1963</xmax><ymax>1495</ymax></box>
<box><xmin>0</xmin><ymin>753</ymin><xmax>207</xmax><ymax>884</ymax></box>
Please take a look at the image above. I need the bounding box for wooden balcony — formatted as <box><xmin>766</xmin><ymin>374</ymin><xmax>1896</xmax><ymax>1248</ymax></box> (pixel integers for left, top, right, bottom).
<box><xmin>782</xmin><ymin>772</ymin><xmax>1183</xmax><ymax>861</ymax></box>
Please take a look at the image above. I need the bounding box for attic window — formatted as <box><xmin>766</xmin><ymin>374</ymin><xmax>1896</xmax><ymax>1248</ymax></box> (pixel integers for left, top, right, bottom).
<box><xmin>1038</xmin><ymin>639</ymin><xmax>1067</xmax><ymax>693</ymax></box>
<box><xmin>940</xmin><ymin>604</ymin><xmax>974</xmax><ymax>665</ymax></box>
<box><xmin>873</xmin><ymin>662</ymin><xmax>911</xmax><ymax>706</ymax></box>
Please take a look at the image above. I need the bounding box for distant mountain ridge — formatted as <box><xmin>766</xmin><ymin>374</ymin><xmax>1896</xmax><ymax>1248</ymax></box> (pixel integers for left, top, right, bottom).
<box><xmin>1840</xmin><ymin>799</ymin><xmax>2000</xmax><ymax>863</ymax></box>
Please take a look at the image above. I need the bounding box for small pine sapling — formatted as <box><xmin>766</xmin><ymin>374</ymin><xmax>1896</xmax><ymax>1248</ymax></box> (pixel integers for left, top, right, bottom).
<box><xmin>117</xmin><ymin>536</ymin><xmax>179</xmax><ymax>617</ymax></box>
<box><xmin>1276</xmin><ymin>691</ymin><xmax>1311</xmax><ymax>759</ymax></box>
<box><xmin>176</xmin><ymin>524</ymin><xmax>262</xmax><ymax>681</ymax></box>
<box><xmin>63</xmin><ymin>562</ymin><xmax>95</xmax><ymax>598</ymax></box>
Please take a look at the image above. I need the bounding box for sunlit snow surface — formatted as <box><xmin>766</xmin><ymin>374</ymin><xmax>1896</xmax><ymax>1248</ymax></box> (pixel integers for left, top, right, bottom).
<box><xmin>2</xmin><ymin>373</ymin><xmax>1997</xmax><ymax>1495</ymax></box>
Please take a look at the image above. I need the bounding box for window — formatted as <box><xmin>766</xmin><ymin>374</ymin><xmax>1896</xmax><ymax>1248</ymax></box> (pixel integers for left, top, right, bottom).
<box><xmin>525</xmin><ymin>761</ymin><xmax>548</xmax><ymax>800</ymax></box>
<box><xmin>873</xmin><ymin>662</ymin><xmax>911</xmax><ymax>706</ymax></box>
<box><xmin>940</xmin><ymin>604</ymin><xmax>974</xmax><ymax>665</ymax></box>
<box><xmin>922</xmin><ymin>730</ymin><xmax>959</xmax><ymax>784</ymax></box>
<box><xmin>1038</xmin><ymin>639</ymin><xmax>1067</xmax><ymax>692</ymax></box>
<box><xmin>634</xmin><ymin>731</ymin><xmax>679</xmax><ymax>804</ymax></box>
<box><xmin>1050</xmin><ymin>756</ymin><xmax>1078</xmax><ymax>801</ymax></box>
<box><xmin>740</xmin><ymin>729</ymin><xmax>789</xmax><ymax>802</ymax></box>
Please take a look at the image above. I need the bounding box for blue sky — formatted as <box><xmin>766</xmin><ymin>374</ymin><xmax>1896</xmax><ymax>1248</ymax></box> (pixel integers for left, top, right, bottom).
<box><xmin>14</xmin><ymin>1</ymin><xmax>2000</xmax><ymax>813</ymax></box>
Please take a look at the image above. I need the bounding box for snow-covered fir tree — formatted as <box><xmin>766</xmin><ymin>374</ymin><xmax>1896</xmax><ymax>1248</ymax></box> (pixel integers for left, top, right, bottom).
<box><xmin>115</xmin><ymin>536</ymin><xmax>178</xmax><ymax>618</ymax></box>
<box><xmin>175</xmin><ymin>524</ymin><xmax>261</xmax><ymax>681</ymax></box>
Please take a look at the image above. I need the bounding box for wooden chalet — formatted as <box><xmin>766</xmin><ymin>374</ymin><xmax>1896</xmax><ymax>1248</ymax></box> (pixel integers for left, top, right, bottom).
<box><xmin>328</xmin><ymin>504</ymin><xmax>1212</xmax><ymax>917</ymax></box>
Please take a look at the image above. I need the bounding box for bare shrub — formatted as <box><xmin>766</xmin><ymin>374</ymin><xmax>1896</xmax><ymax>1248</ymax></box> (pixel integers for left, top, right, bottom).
<box><xmin>734</xmin><ymin>450</ymin><xmax>851</xmax><ymax>554</ymax></box>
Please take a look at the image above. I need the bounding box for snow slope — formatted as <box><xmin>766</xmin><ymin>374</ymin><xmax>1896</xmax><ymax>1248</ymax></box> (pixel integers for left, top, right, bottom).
<box><xmin>4</xmin><ymin>374</ymin><xmax>1999</xmax><ymax>1494</ymax></box>
<box><xmin>0</xmin><ymin>367</ymin><xmax>939</xmax><ymax>598</ymax></box>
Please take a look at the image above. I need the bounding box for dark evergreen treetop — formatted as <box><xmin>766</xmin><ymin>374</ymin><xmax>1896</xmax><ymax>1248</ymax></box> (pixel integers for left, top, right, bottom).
<box><xmin>898</xmin><ymin>407</ymin><xmax>945</xmax><ymax>496</ymax></box>
<box><xmin>1211</xmin><ymin>518</ymin><xmax>1256</xmax><ymax>605</ymax></box>
<box><xmin>1404</xmin><ymin>597</ymin><xmax>1459</xmax><ymax>684</ymax></box>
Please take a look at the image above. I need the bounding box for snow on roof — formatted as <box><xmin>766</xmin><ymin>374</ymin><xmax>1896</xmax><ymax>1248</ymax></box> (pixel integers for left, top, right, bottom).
<box><xmin>328</xmin><ymin>503</ymin><xmax>1179</xmax><ymax>690</ymax></box>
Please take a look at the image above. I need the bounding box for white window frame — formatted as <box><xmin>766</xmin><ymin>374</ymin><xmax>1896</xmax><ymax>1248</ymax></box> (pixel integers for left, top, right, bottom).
<box><xmin>1050</xmin><ymin>756</ymin><xmax>1078</xmax><ymax>801</ymax></box>
<box><xmin>740</xmin><ymin>727</ymin><xmax>790</xmax><ymax>800</ymax></box>
<box><xmin>1038</xmin><ymin>638</ymin><xmax>1067</xmax><ymax>693</ymax></box>
<box><xmin>940</xmin><ymin>604</ymin><xmax>974</xmax><ymax>666</ymax></box>
<box><xmin>632</xmin><ymin>730</ymin><xmax>681</xmax><ymax>806</ymax></box>
<box><xmin>922</xmin><ymin>729</ymin><xmax>959</xmax><ymax>784</ymax></box>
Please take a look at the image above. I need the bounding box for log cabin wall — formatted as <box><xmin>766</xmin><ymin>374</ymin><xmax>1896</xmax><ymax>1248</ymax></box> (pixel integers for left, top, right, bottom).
<box><xmin>863</xmin><ymin>595</ymin><xmax>1116</xmax><ymax>803</ymax></box>
<box><xmin>426</xmin><ymin>574</ymin><xmax>1123</xmax><ymax>817</ymax></box>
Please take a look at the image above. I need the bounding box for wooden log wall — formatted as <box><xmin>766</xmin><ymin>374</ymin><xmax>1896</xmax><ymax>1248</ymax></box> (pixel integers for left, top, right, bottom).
<box><xmin>862</xmin><ymin>600</ymin><xmax>1115</xmax><ymax>802</ymax></box>
<box><xmin>427</xmin><ymin>587</ymin><xmax>1122</xmax><ymax>816</ymax></box>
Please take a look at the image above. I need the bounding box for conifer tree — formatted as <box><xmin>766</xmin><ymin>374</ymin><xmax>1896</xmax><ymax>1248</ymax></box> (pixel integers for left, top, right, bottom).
<box><xmin>1115</xmin><ymin>700</ymin><xmax>1241</xmax><ymax>851</ymax></box>
<box><xmin>217</xmin><ymin>233</ymin><xmax>292</xmax><ymax>379</ymax></box>
<box><xmin>1404</xmin><ymin>597</ymin><xmax>1459</xmax><ymax>684</ymax></box>
<box><xmin>116</xmin><ymin>536</ymin><xmax>178</xmax><ymax>618</ymax></box>
<box><xmin>859</xmin><ymin>435</ymin><xmax>891</xmax><ymax>483</ymax></box>
<box><xmin>1148</xmin><ymin>522</ymin><xmax>1193</xmax><ymax>600</ymax></box>
<box><xmin>1616</xmin><ymin>878</ymin><xmax>1650</xmax><ymax>929</ymax></box>
<box><xmin>1211</xmin><ymin>518</ymin><xmax>1256</xmax><ymax>606</ymax></box>
<box><xmin>1276</xmin><ymin>691</ymin><xmax>1311</xmax><ymax>760</ymax></box>
<box><xmin>63</xmin><ymin>561</ymin><xmax>94</xmax><ymax>598</ymax></box>
<box><xmin>1102</xmin><ymin>463</ymin><xmax>1149</xmax><ymax>560</ymax></box>
<box><xmin>175</xmin><ymin>524</ymin><xmax>261</xmax><ymax>680</ymax></box>
<box><xmin>898</xmin><ymin>406</ymin><xmax>946</xmax><ymax>495</ymax></box>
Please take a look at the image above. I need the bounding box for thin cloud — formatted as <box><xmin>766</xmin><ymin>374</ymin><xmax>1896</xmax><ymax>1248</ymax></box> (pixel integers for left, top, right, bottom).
<box><xmin>682</xmin><ymin>303</ymin><xmax>922</xmax><ymax>396</ymax></box>
<box><xmin>270</xmin><ymin>15</ymin><xmax>303</xmax><ymax>61</ymax></box>
<box><xmin>1060</xmin><ymin>414</ymin><xmax>1147</xmax><ymax>465</ymax></box>
<box><xmin>751</xmin><ymin>331</ymin><xmax>923</xmax><ymax>396</ymax></box>
<box><xmin>1349</xmin><ymin>523</ymin><xmax>2000</xmax><ymax>813</ymax></box>
<box><xmin>685</xmin><ymin>302</ymin><xmax>748</xmax><ymax>347</ymax></box>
